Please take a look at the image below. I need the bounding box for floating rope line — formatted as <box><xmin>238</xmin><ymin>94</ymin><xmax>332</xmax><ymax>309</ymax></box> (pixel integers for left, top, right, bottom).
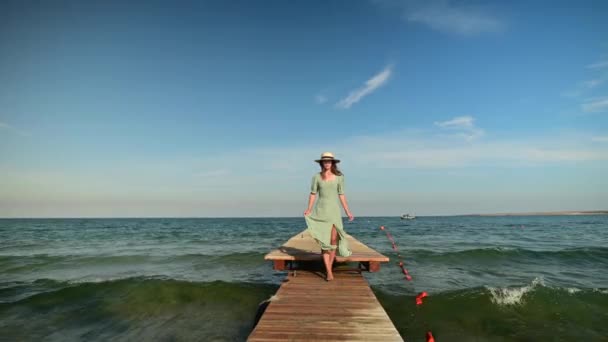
<box><xmin>380</xmin><ymin>226</ymin><xmax>412</xmax><ymax>281</ymax></box>
<box><xmin>379</xmin><ymin>225</ymin><xmax>435</xmax><ymax>342</ymax></box>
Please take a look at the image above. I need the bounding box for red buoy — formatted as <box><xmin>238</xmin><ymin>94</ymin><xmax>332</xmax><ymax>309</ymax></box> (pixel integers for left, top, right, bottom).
<box><xmin>426</xmin><ymin>331</ymin><xmax>435</xmax><ymax>342</ymax></box>
<box><xmin>415</xmin><ymin>291</ymin><xmax>428</xmax><ymax>305</ymax></box>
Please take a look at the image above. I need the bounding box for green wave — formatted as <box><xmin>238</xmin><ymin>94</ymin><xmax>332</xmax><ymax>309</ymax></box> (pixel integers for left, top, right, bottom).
<box><xmin>0</xmin><ymin>277</ymin><xmax>277</xmax><ymax>341</ymax></box>
<box><xmin>374</xmin><ymin>282</ymin><xmax>608</xmax><ymax>341</ymax></box>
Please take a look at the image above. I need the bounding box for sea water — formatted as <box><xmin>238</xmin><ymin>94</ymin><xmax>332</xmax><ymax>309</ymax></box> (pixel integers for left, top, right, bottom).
<box><xmin>1</xmin><ymin>216</ymin><xmax>607</xmax><ymax>341</ymax></box>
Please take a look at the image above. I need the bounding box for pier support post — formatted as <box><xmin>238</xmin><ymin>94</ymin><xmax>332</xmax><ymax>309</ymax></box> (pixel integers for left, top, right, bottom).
<box><xmin>273</xmin><ymin>260</ymin><xmax>286</xmax><ymax>271</ymax></box>
<box><xmin>360</xmin><ymin>261</ymin><xmax>381</xmax><ymax>272</ymax></box>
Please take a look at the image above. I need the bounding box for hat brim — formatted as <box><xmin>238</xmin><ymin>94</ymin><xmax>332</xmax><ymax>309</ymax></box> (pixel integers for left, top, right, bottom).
<box><xmin>315</xmin><ymin>159</ymin><xmax>340</xmax><ymax>163</ymax></box>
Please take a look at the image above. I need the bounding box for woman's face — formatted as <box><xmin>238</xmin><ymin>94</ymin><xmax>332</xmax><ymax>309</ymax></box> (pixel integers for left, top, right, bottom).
<box><xmin>322</xmin><ymin>160</ymin><xmax>333</xmax><ymax>170</ymax></box>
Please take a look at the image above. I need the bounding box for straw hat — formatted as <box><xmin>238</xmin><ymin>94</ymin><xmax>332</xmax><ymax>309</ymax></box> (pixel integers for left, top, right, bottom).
<box><xmin>315</xmin><ymin>152</ymin><xmax>340</xmax><ymax>163</ymax></box>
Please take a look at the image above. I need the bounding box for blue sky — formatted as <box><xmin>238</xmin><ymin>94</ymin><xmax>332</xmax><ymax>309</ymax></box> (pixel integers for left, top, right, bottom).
<box><xmin>1</xmin><ymin>0</ymin><xmax>607</xmax><ymax>217</ymax></box>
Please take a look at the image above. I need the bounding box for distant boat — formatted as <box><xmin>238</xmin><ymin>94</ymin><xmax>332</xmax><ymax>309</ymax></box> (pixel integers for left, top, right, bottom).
<box><xmin>400</xmin><ymin>214</ymin><xmax>416</xmax><ymax>220</ymax></box>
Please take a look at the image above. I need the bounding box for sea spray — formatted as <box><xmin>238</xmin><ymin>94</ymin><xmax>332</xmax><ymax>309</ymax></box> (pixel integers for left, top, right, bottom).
<box><xmin>487</xmin><ymin>276</ymin><xmax>544</xmax><ymax>306</ymax></box>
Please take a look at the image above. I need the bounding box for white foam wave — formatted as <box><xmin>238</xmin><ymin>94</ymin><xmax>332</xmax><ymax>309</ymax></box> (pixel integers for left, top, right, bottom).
<box><xmin>566</xmin><ymin>287</ymin><xmax>581</xmax><ymax>294</ymax></box>
<box><xmin>68</xmin><ymin>276</ymin><xmax>130</xmax><ymax>284</ymax></box>
<box><xmin>487</xmin><ymin>277</ymin><xmax>544</xmax><ymax>306</ymax></box>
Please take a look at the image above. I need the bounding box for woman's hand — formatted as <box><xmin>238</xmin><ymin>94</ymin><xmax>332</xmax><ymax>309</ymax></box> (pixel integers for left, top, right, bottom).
<box><xmin>346</xmin><ymin>210</ymin><xmax>354</xmax><ymax>221</ymax></box>
<box><xmin>304</xmin><ymin>209</ymin><xmax>311</xmax><ymax>216</ymax></box>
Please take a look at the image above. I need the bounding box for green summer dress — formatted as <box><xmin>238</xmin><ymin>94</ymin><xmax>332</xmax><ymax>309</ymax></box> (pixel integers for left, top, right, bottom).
<box><xmin>304</xmin><ymin>173</ymin><xmax>352</xmax><ymax>257</ymax></box>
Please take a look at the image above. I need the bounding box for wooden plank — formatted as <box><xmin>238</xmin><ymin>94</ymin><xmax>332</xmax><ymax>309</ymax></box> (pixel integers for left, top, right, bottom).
<box><xmin>247</xmin><ymin>271</ymin><xmax>403</xmax><ymax>342</ymax></box>
<box><xmin>264</xmin><ymin>230</ymin><xmax>389</xmax><ymax>267</ymax></box>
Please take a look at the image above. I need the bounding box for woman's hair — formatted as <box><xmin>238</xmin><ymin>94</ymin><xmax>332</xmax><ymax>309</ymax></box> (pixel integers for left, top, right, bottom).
<box><xmin>318</xmin><ymin>161</ymin><xmax>343</xmax><ymax>177</ymax></box>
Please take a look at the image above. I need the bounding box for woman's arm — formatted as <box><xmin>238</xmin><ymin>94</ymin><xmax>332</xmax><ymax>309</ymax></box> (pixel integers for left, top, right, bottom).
<box><xmin>337</xmin><ymin>175</ymin><xmax>354</xmax><ymax>221</ymax></box>
<box><xmin>305</xmin><ymin>174</ymin><xmax>319</xmax><ymax>216</ymax></box>
<box><xmin>339</xmin><ymin>194</ymin><xmax>354</xmax><ymax>221</ymax></box>
<box><xmin>304</xmin><ymin>193</ymin><xmax>316</xmax><ymax>216</ymax></box>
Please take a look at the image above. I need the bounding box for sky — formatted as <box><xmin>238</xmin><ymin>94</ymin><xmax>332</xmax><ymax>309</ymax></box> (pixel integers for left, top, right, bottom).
<box><xmin>1</xmin><ymin>0</ymin><xmax>607</xmax><ymax>217</ymax></box>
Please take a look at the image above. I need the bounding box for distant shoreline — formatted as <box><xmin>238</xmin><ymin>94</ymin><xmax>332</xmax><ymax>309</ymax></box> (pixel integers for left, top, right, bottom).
<box><xmin>1</xmin><ymin>210</ymin><xmax>607</xmax><ymax>219</ymax></box>
<box><xmin>459</xmin><ymin>210</ymin><xmax>608</xmax><ymax>217</ymax></box>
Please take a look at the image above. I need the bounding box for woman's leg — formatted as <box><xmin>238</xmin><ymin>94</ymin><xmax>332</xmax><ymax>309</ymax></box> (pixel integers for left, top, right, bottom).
<box><xmin>322</xmin><ymin>250</ymin><xmax>332</xmax><ymax>280</ymax></box>
<box><xmin>326</xmin><ymin>225</ymin><xmax>339</xmax><ymax>280</ymax></box>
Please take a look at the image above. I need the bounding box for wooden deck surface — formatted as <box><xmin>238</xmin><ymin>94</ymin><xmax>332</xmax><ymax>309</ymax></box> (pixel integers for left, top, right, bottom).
<box><xmin>247</xmin><ymin>270</ymin><xmax>404</xmax><ymax>342</ymax></box>
<box><xmin>265</xmin><ymin>230</ymin><xmax>389</xmax><ymax>263</ymax></box>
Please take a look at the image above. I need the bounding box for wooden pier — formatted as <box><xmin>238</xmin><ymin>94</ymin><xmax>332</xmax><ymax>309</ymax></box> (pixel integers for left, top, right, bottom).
<box><xmin>248</xmin><ymin>230</ymin><xmax>403</xmax><ymax>342</ymax></box>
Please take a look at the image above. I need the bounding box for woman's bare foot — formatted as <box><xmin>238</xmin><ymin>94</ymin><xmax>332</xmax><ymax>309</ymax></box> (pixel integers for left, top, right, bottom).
<box><xmin>325</xmin><ymin>273</ymin><xmax>334</xmax><ymax>281</ymax></box>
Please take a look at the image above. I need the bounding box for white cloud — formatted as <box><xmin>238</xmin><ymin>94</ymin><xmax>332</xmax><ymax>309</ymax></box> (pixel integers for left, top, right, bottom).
<box><xmin>582</xmin><ymin>97</ymin><xmax>608</xmax><ymax>113</ymax></box>
<box><xmin>371</xmin><ymin>0</ymin><xmax>505</xmax><ymax>35</ymax></box>
<box><xmin>562</xmin><ymin>80</ymin><xmax>604</xmax><ymax>99</ymax></box>
<box><xmin>180</xmin><ymin>123</ymin><xmax>608</xmax><ymax>172</ymax></box>
<box><xmin>434</xmin><ymin>115</ymin><xmax>485</xmax><ymax>141</ymax></box>
<box><xmin>3</xmin><ymin>122</ymin><xmax>607</xmax><ymax>217</ymax></box>
<box><xmin>587</xmin><ymin>60</ymin><xmax>608</xmax><ymax>69</ymax></box>
<box><xmin>562</xmin><ymin>57</ymin><xmax>608</xmax><ymax>105</ymax></box>
<box><xmin>335</xmin><ymin>65</ymin><xmax>393</xmax><ymax>109</ymax></box>
<box><xmin>356</xmin><ymin>145</ymin><xmax>607</xmax><ymax>168</ymax></box>
<box><xmin>583</xmin><ymin>79</ymin><xmax>603</xmax><ymax>89</ymax></box>
<box><xmin>315</xmin><ymin>94</ymin><xmax>327</xmax><ymax>104</ymax></box>
<box><xmin>401</xmin><ymin>1</ymin><xmax>504</xmax><ymax>35</ymax></box>
<box><xmin>435</xmin><ymin>115</ymin><xmax>474</xmax><ymax>129</ymax></box>
<box><xmin>194</xmin><ymin>169</ymin><xmax>230</xmax><ymax>178</ymax></box>
<box><xmin>517</xmin><ymin>148</ymin><xmax>607</xmax><ymax>162</ymax></box>
<box><xmin>561</xmin><ymin>89</ymin><xmax>582</xmax><ymax>98</ymax></box>
<box><xmin>0</xmin><ymin>121</ymin><xmax>29</xmax><ymax>137</ymax></box>
<box><xmin>348</xmin><ymin>133</ymin><xmax>608</xmax><ymax>169</ymax></box>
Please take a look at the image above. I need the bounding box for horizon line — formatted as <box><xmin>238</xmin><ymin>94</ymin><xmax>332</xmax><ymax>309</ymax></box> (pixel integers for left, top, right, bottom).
<box><xmin>1</xmin><ymin>210</ymin><xmax>607</xmax><ymax>220</ymax></box>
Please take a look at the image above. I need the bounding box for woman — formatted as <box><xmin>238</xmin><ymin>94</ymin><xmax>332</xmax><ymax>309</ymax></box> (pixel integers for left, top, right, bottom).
<box><xmin>304</xmin><ymin>152</ymin><xmax>354</xmax><ymax>281</ymax></box>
